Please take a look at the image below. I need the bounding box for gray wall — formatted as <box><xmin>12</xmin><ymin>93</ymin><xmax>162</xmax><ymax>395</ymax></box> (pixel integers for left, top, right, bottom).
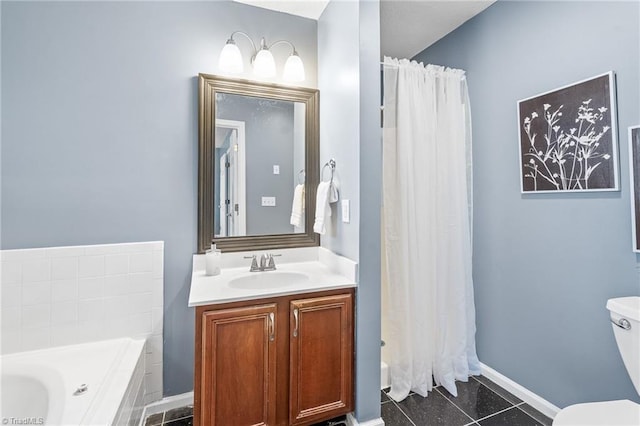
<box><xmin>318</xmin><ymin>1</ymin><xmax>381</xmax><ymax>422</ymax></box>
<box><xmin>318</xmin><ymin>0</ymin><xmax>360</xmax><ymax>260</ymax></box>
<box><xmin>357</xmin><ymin>0</ymin><xmax>382</xmax><ymax>421</ymax></box>
<box><xmin>414</xmin><ymin>0</ymin><xmax>640</xmax><ymax>408</ymax></box>
<box><xmin>1</xmin><ymin>0</ymin><xmax>317</xmax><ymax>396</ymax></box>
<box><xmin>216</xmin><ymin>93</ymin><xmax>295</xmax><ymax>235</ymax></box>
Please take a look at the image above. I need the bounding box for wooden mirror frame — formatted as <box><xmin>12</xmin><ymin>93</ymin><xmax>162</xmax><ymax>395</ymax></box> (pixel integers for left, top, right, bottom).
<box><xmin>198</xmin><ymin>74</ymin><xmax>320</xmax><ymax>253</ymax></box>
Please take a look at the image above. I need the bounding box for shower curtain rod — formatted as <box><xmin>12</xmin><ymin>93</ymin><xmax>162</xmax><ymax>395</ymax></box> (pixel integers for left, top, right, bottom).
<box><xmin>379</xmin><ymin>62</ymin><xmax>467</xmax><ymax>81</ymax></box>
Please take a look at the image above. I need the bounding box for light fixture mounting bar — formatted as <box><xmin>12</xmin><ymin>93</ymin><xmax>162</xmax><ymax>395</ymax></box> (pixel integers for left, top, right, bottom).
<box><xmin>268</xmin><ymin>39</ymin><xmax>298</xmax><ymax>55</ymax></box>
<box><xmin>228</xmin><ymin>31</ymin><xmax>258</xmax><ymax>55</ymax></box>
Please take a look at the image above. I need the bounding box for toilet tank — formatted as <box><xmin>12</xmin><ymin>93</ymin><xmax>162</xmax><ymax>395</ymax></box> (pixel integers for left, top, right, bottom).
<box><xmin>606</xmin><ymin>297</ymin><xmax>640</xmax><ymax>396</ymax></box>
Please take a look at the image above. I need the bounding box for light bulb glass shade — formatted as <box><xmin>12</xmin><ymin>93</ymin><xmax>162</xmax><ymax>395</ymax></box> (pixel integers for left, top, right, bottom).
<box><xmin>253</xmin><ymin>48</ymin><xmax>276</xmax><ymax>78</ymax></box>
<box><xmin>283</xmin><ymin>53</ymin><xmax>305</xmax><ymax>82</ymax></box>
<box><xmin>219</xmin><ymin>41</ymin><xmax>243</xmax><ymax>74</ymax></box>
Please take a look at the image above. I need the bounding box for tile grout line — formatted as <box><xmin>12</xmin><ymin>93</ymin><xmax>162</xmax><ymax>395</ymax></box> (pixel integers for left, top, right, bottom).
<box><xmin>471</xmin><ymin>374</ymin><xmax>551</xmax><ymax>424</ymax></box>
<box><xmin>144</xmin><ymin>410</ymin><xmax>165</xmax><ymax>426</ymax></box>
<box><xmin>471</xmin><ymin>374</ymin><xmax>523</xmax><ymax>405</ymax></box>
<box><xmin>384</xmin><ymin>390</ymin><xmax>418</xmax><ymax>426</ymax></box>
<box><xmin>514</xmin><ymin>401</ymin><xmax>550</xmax><ymax>426</ymax></box>
<box><xmin>433</xmin><ymin>387</ymin><xmax>479</xmax><ymax>425</ymax></box>
<box><xmin>162</xmin><ymin>410</ymin><xmax>193</xmax><ymax>425</ymax></box>
<box><xmin>473</xmin><ymin>404</ymin><xmax>523</xmax><ymax>424</ymax></box>
<box><xmin>462</xmin><ymin>387</ymin><xmax>550</xmax><ymax>426</ymax></box>
<box><xmin>389</xmin><ymin>397</ymin><xmax>418</xmax><ymax>426</ymax></box>
<box><xmin>440</xmin><ymin>376</ymin><xmax>535</xmax><ymax>425</ymax></box>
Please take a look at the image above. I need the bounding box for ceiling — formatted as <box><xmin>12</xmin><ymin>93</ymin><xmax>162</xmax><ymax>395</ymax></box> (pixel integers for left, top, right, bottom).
<box><xmin>233</xmin><ymin>0</ymin><xmax>495</xmax><ymax>59</ymax></box>
<box><xmin>233</xmin><ymin>0</ymin><xmax>330</xmax><ymax>20</ymax></box>
<box><xmin>380</xmin><ymin>0</ymin><xmax>495</xmax><ymax>59</ymax></box>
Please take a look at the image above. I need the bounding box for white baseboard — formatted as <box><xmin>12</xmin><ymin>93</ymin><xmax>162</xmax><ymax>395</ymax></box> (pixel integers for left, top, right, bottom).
<box><xmin>139</xmin><ymin>365</ymin><xmax>554</xmax><ymax>426</ymax></box>
<box><xmin>138</xmin><ymin>396</ymin><xmax>385</xmax><ymax>426</ymax></box>
<box><xmin>347</xmin><ymin>412</ymin><xmax>385</xmax><ymax>426</ymax></box>
<box><xmin>381</xmin><ymin>361</ymin><xmax>390</xmax><ymax>390</ymax></box>
<box><xmin>480</xmin><ymin>362</ymin><xmax>560</xmax><ymax>419</ymax></box>
<box><xmin>138</xmin><ymin>391</ymin><xmax>194</xmax><ymax>425</ymax></box>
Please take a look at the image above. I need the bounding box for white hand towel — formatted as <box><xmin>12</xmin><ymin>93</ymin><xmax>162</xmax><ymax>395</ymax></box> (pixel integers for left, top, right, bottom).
<box><xmin>328</xmin><ymin>181</ymin><xmax>339</xmax><ymax>203</ymax></box>
<box><xmin>313</xmin><ymin>181</ymin><xmax>331</xmax><ymax>235</ymax></box>
<box><xmin>290</xmin><ymin>184</ymin><xmax>305</xmax><ymax>227</ymax></box>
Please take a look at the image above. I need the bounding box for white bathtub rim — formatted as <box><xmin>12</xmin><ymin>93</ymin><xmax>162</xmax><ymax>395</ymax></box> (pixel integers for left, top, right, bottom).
<box><xmin>1</xmin><ymin>337</ymin><xmax>145</xmax><ymax>426</ymax></box>
<box><xmin>1</xmin><ymin>337</ymin><xmax>136</xmax><ymax>361</ymax></box>
<box><xmin>85</xmin><ymin>338</ymin><xmax>145</xmax><ymax>425</ymax></box>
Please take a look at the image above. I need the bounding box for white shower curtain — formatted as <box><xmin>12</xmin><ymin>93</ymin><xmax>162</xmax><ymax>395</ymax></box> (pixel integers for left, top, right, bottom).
<box><xmin>382</xmin><ymin>57</ymin><xmax>480</xmax><ymax>402</ymax></box>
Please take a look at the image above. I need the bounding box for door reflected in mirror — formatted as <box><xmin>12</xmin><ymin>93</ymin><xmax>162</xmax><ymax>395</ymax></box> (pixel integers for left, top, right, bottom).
<box><xmin>214</xmin><ymin>93</ymin><xmax>306</xmax><ymax>237</ymax></box>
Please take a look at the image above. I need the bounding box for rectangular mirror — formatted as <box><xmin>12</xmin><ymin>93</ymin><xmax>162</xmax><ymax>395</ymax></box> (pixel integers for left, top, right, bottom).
<box><xmin>198</xmin><ymin>74</ymin><xmax>320</xmax><ymax>253</ymax></box>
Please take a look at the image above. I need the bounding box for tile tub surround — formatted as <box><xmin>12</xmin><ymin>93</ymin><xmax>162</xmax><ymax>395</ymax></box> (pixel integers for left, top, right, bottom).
<box><xmin>0</xmin><ymin>241</ymin><xmax>164</xmax><ymax>404</ymax></box>
<box><xmin>380</xmin><ymin>375</ymin><xmax>553</xmax><ymax>426</ymax></box>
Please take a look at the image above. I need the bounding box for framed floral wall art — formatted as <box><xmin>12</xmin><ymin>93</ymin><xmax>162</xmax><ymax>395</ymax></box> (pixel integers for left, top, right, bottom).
<box><xmin>518</xmin><ymin>72</ymin><xmax>619</xmax><ymax>193</ymax></box>
<box><xmin>629</xmin><ymin>126</ymin><xmax>640</xmax><ymax>252</ymax></box>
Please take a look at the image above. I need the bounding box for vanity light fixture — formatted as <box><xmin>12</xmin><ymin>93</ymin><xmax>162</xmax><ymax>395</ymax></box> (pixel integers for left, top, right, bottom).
<box><xmin>218</xmin><ymin>31</ymin><xmax>305</xmax><ymax>82</ymax></box>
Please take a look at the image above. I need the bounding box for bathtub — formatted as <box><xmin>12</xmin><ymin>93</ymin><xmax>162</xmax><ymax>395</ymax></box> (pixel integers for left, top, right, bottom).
<box><xmin>0</xmin><ymin>338</ymin><xmax>146</xmax><ymax>425</ymax></box>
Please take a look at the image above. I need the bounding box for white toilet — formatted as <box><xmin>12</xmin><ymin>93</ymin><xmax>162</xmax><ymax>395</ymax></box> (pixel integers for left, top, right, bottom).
<box><xmin>553</xmin><ymin>296</ymin><xmax>640</xmax><ymax>425</ymax></box>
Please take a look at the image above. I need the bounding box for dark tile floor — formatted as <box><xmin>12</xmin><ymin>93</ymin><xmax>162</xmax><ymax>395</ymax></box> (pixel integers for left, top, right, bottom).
<box><xmin>143</xmin><ymin>405</ymin><xmax>346</xmax><ymax>426</ymax></box>
<box><xmin>143</xmin><ymin>375</ymin><xmax>553</xmax><ymax>426</ymax></box>
<box><xmin>381</xmin><ymin>375</ymin><xmax>553</xmax><ymax>426</ymax></box>
<box><xmin>144</xmin><ymin>405</ymin><xmax>193</xmax><ymax>426</ymax></box>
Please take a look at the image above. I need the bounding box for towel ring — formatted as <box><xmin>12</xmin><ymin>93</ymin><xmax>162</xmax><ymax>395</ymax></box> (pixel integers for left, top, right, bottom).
<box><xmin>297</xmin><ymin>169</ymin><xmax>305</xmax><ymax>185</ymax></box>
<box><xmin>321</xmin><ymin>159</ymin><xmax>336</xmax><ymax>183</ymax></box>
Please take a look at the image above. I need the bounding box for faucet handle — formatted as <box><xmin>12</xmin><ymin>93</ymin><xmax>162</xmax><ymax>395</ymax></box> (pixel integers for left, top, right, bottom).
<box><xmin>244</xmin><ymin>255</ymin><xmax>260</xmax><ymax>272</ymax></box>
<box><xmin>267</xmin><ymin>254</ymin><xmax>277</xmax><ymax>270</ymax></box>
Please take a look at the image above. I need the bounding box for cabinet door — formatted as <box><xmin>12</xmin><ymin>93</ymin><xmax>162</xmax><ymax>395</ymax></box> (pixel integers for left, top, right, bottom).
<box><xmin>199</xmin><ymin>304</ymin><xmax>277</xmax><ymax>426</ymax></box>
<box><xmin>289</xmin><ymin>294</ymin><xmax>353</xmax><ymax>425</ymax></box>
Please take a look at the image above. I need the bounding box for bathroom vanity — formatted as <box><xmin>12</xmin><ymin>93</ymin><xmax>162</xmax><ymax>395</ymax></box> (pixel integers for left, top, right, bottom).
<box><xmin>193</xmin><ymin>74</ymin><xmax>355</xmax><ymax>425</ymax></box>
<box><xmin>189</xmin><ymin>248</ymin><xmax>357</xmax><ymax>426</ymax></box>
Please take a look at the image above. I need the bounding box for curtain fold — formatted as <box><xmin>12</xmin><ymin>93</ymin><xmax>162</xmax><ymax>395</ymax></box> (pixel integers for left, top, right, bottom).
<box><xmin>382</xmin><ymin>57</ymin><xmax>480</xmax><ymax>402</ymax></box>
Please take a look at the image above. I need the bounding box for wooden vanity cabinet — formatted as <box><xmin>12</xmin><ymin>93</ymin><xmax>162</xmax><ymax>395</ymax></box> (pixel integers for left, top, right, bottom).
<box><xmin>289</xmin><ymin>294</ymin><xmax>353</xmax><ymax>425</ymax></box>
<box><xmin>198</xmin><ymin>304</ymin><xmax>277</xmax><ymax>426</ymax></box>
<box><xmin>194</xmin><ymin>288</ymin><xmax>354</xmax><ymax>426</ymax></box>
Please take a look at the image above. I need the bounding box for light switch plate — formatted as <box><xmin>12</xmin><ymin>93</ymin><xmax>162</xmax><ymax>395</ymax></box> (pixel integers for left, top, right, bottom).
<box><xmin>341</xmin><ymin>199</ymin><xmax>350</xmax><ymax>223</ymax></box>
<box><xmin>261</xmin><ymin>196</ymin><xmax>276</xmax><ymax>207</ymax></box>
<box><xmin>273</xmin><ymin>165</ymin><xmax>280</xmax><ymax>175</ymax></box>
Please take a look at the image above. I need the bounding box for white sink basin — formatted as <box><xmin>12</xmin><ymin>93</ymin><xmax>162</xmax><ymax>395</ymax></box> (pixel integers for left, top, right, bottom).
<box><xmin>228</xmin><ymin>271</ymin><xmax>310</xmax><ymax>290</ymax></box>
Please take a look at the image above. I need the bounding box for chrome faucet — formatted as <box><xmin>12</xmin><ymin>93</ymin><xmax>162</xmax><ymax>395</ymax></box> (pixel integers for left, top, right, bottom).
<box><xmin>245</xmin><ymin>253</ymin><xmax>280</xmax><ymax>272</ymax></box>
<box><xmin>260</xmin><ymin>253</ymin><xmax>277</xmax><ymax>271</ymax></box>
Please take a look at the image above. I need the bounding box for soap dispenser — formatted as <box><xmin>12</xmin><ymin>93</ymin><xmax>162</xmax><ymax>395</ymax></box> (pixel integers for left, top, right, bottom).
<box><xmin>205</xmin><ymin>243</ymin><xmax>221</xmax><ymax>276</ymax></box>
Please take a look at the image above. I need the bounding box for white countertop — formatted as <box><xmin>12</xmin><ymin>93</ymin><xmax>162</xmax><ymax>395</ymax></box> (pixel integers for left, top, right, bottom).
<box><xmin>188</xmin><ymin>247</ymin><xmax>357</xmax><ymax>307</ymax></box>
